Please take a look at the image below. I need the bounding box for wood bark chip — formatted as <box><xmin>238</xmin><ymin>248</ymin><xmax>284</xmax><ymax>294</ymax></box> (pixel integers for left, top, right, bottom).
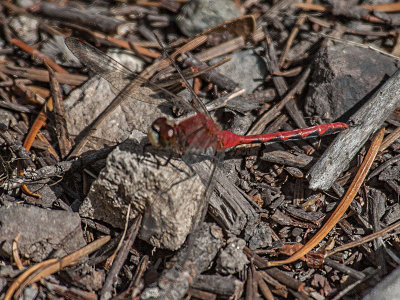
<box><xmin>32</xmin><ymin>2</ymin><xmax>127</xmax><ymax>35</ymax></box>
<box><xmin>171</xmin><ymin>15</ymin><xmax>255</xmax><ymax>48</ymax></box>
<box><xmin>47</xmin><ymin>64</ymin><xmax>73</xmax><ymax>158</ymax></box>
<box><xmin>279</xmin><ymin>0</ymin><xmax>313</xmax><ymax>68</ymax></box>
<box><xmin>3</xmin><ymin>146</ymin><xmax>114</xmax><ymax>191</ymax></box>
<box><xmin>324</xmin><ymin>257</ymin><xmax>366</xmax><ymax>280</ymax></box>
<box><xmin>0</xmin><ymin>64</ymin><xmax>87</xmax><ymax>85</ymax></box>
<box><xmin>256</xmin><ymin>270</ymin><xmax>274</xmax><ymax>300</ymax></box>
<box><xmin>100</xmin><ymin>216</ymin><xmax>141</xmax><ymax>300</ymax></box>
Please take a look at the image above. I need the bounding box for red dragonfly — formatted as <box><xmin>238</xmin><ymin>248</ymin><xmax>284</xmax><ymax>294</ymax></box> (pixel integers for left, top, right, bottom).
<box><xmin>65</xmin><ymin>37</ymin><xmax>348</xmax><ymax>157</ymax></box>
<box><xmin>148</xmin><ymin>114</ymin><xmax>348</xmax><ymax>154</ymax></box>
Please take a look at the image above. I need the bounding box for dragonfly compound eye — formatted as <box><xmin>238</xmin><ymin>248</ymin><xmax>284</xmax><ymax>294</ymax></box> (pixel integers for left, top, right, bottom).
<box><xmin>147</xmin><ymin>117</ymin><xmax>176</xmax><ymax>149</ymax></box>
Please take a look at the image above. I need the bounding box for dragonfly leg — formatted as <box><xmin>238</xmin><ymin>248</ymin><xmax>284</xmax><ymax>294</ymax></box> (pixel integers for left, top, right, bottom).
<box><xmin>160</xmin><ymin>154</ymin><xmax>172</xmax><ymax>167</ymax></box>
<box><xmin>141</xmin><ymin>142</ymin><xmax>153</xmax><ymax>155</ymax></box>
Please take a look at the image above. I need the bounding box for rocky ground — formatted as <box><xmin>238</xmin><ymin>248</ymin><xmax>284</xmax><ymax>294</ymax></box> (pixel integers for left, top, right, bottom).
<box><xmin>1</xmin><ymin>0</ymin><xmax>400</xmax><ymax>299</ymax></box>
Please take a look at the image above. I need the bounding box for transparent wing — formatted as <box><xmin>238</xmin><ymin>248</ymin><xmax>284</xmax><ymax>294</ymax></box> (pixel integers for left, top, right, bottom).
<box><xmin>65</xmin><ymin>37</ymin><xmax>136</xmax><ymax>92</ymax></box>
<box><xmin>153</xmin><ymin>35</ymin><xmax>212</xmax><ymax>120</ymax></box>
<box><xmin>65</xmin><ymin>37</ymin><xmax>195</xmax><ymax>112</ymax></box>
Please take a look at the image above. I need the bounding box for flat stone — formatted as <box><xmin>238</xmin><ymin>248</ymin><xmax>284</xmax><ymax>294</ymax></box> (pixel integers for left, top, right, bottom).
<box><xmin>16</xmin><ymin>0</ymin><xmax>36</xmax><ymax>7</ymax></box>
<box><xmin>107</xmin><ymin>50</ymin><xmax>144</xmax><ymax>74</ymax></box>
<box><xmin>0</xmin><ymin>203</ymin><xmax>86</xmax><ymax>262</ymax></box>
<box><xmin>304</xmin><ymin>43</ymin><xmax>398</xmax><ymax>122</ymax></box>
<box><xmin>63</xmin><ymin>41</ymin><xmax>158</xmax><ymax>154</ymax></box>
<box><xmin>212</xmin><ymin>50</ymin><xmax>267</xmax><ymax>94</ymax></box>
<box><xmin>176</xmin><ymin>0</ymin><xmax>241</xmax><ymax>36</ymax></box>
<box><xmin>64</xmin><ymin>78</ymin><xmax>165</xmax><ymax>153</ymax></box>
<box><xmin>22</xmin><ymin>183</ymin><xmax>60</xmax><ymax>208</ymax></box>
<box><xmin>363</xmin><ymin>266</ymin><xmax>400</xmax><ymax>300</ymax></box>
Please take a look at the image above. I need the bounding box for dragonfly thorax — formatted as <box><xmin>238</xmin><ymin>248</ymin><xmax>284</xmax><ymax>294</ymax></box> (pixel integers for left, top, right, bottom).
<box><xmin>148</xmin><ymin>117</ymin><xmax>179</xmax><ymax>151</ymax></box>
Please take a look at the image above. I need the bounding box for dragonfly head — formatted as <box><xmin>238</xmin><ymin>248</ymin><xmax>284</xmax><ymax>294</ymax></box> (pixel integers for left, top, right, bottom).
<box><xmin>148</xmin><ymin>117</ymin><xmax>178</xmax><ymax>150</ymax></box>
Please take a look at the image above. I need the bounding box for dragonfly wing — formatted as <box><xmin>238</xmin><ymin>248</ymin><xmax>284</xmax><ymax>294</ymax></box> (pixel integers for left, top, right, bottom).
<box><xmin>65</xmin><ymin>37</ymin><xmax>138</xmax><ymax>92</ymax></box>
<box><xmin>65</xmin><ymin>37</ymin><xmax>196</xmax><ymax>112</ymax></box>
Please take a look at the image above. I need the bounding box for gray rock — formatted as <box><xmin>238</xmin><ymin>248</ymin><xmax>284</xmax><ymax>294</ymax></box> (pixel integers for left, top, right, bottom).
<box><xmin>212</xmin><ymin>50</ymin><xmax>266</xmax><ymax>94</ymax></box>
<box><xmin>0</xmin><ymin>276</ymin><xmax>7</xmax><ymax>294</ymax></box>
<box><xmin>176</xmin><ymin>0</ymin><xmax>241</xmax><ymax>36</ymax></box>
<box><xmin>9</xmin><ymin>15</ymin><xmax>39</xmax><ymax>44</ymax></box>
<box><xmin>21</xmin><ymin>286</ymin><xmax>38</xmax><ymax>300</ymax></box>
<box><xmin>107</xmin><ymin>50</ymin><xmax>144</xmax><ymax>74</ymax></box>
<box><xmin>216</xmin><ymin>238</ymin><xmax>249</xmax><ymax>275</ymax></box>
<box><xmin>305</xmin><ymin>44</ymin><xmax>398</xmax><ymax>122</ymax></box>
<box><xmin>63</xmin><ymin>44</ymin><xmax>152</xmax><ymax>151</ymax></box>
<box><xmin>16</xmin><ymin>0</ymin><xmax>36</xmax><ymax>7</ymax></box>
<box><xmin>0</xmin><ymin>203</ymin><xmax>86</xmax><ymax>262</ymax></box>
<box><xmin>64</xmin><ymin>78</ymin><xmax>164</xmax><ymax>153</ymax></box>
<box><xmin>363</xmin><ymin>266</ymin><xmax>400</xmax><ymax>300</ymax></box>
<box><xmin>79</xmin><ymin>136</ymin><xmax>205</xmax><ymax>250</ymax></box>
<box><xmin>0</xmin><ymin>108</ymin><xmax>17</xmax><ymax>128</ymax></box>
<box><xmin>0</xmin><ymin>264</ymin><xmax>21</xmax><ymax>278</ymax></box>
<box><xmin>22</xmin><ymin>184</ymin><xmax>61</xmax><ymax>208</ymax></box>
<box><xmin>244</xmin><ymin>221</ymin><xmax>273</xmax><ymax>250</ymax></box>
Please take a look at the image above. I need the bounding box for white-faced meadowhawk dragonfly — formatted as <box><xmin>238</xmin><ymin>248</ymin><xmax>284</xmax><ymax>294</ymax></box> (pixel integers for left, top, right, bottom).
<box><xmin>64</xmin><ymin>38</ymin><xmax>348</xmax><ymax>159</ymax></box>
